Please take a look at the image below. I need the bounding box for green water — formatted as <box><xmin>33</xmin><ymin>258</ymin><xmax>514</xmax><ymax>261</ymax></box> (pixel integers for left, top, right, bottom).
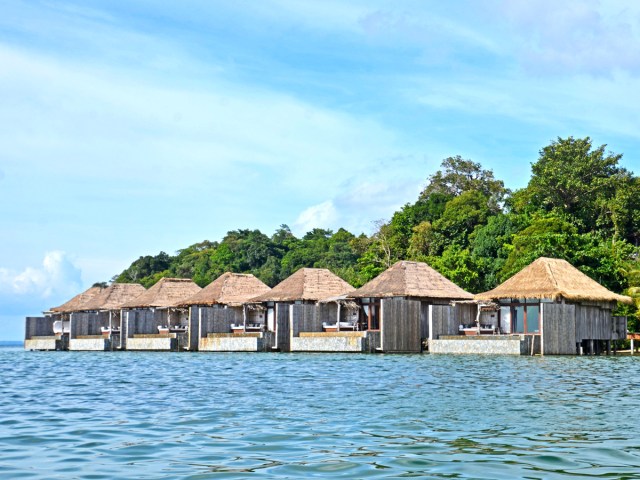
<box><xmin>1</xmin><ymin>348</ymin><xmax>639</xmax><ymax>478</ymax></box>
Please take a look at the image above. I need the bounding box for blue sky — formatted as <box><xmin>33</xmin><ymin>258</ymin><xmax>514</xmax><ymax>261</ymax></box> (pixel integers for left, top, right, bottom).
<box><xmin>1</xmin><ymin>0</ymin><xmax>640</xmax><ymax>340</ymax></box>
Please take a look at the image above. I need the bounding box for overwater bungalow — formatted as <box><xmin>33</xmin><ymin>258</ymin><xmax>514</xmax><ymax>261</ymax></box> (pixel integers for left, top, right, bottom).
<box><xmin>349</xmin><ymin>261</ymin><xmax>474</xmax><ymax>353</ymax></box>
<box><xmin>249</xmin><ymin>268</ymin><xmax>354</xmax><ymax>352</ymax></box>
<box><xmin>120</xmin><ymin>278</ymin><xmax>201</xmax><ymax>351</ymax></box>
<box><xmin>431</xmin><ymin>257</ymin><xmax>631</xmax><ymax>355</ymax></box>
<box><xmin>25</xmin><ymin>286</ymin><xmax>104</xmax><ymax>351</ymax></box>
<box><xmin>175</xmin><ymin>272</ymin><xmax>271</xmax><ymax>352</ymax></box>
<box><xmin>68</xmin><ymin>283</ymin><xmax>146</xmax><ymax>351</ymax></box>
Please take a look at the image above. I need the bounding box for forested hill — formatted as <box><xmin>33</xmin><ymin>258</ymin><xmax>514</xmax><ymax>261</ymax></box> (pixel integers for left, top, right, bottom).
<box><xmin>113</xmin><ymin>137</ymin><xmax>640</xmax><ymax>328</ymax></box>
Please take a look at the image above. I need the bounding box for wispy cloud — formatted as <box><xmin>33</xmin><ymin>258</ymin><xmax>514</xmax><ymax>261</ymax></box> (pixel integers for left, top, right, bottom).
<box><xmin>500</xmin><ymin>0</ymin><xmax>640</xmax><ymax>75</ymax></box>
<box><xmin>293</xmin><ymin>201</ymin><xmax>339</xmax><ymax>235</ymax></box>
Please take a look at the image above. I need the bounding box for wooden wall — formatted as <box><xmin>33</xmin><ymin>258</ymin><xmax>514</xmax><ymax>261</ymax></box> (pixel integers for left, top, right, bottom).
<box><xmin>70</xmin><ymin>311</ymin><xmax>109</xmax><ymax>338</ymax></box>
<box><xmin>541</xmin><ymin>303</ymin><xmax>577</xmax><ymax>355</ymax></box>
<box><xmin>291</xmin><ymin>304</ymin><xmax>322</xmax><ymax>337</ymax></box>
<box><xmin>199</xmin><ymin>306</ymin><xmax>242</xmax><ymax>336</ymax></box>
<box><xmin>575</xmin><ymin>305</ymin><xmax>613</xmax><ymax>342</ymax></box>
<box><xmin>276</xmin><ymin>304</ymin><xmax>291</xmax><ymax>352</ymax></box>
<box><xmin>612</xmin><ymin>316</ymin><xmax>627</xmax><ymax>341</ymax></box>
<box><xmin>420</xmin><ymin>303</ymin><xmax>429</xmax><ymax>341</ymax></box>
<box><xmin>121</xmin><ymin>309</ymin><xmax>157</xmax><ymax>349</ymax></box>
<box><xmin>430</xmin><ymin>304</ymin><xmax>475</xmax><ymax>339</ymax></box>
<box><xmin>319</xmin><ymin>303</ymin><xmax>337</xmax><ymax>325</ymax></box>
<box><xmin>381</xmin><ymin>297</ymin><xmax>421</xmax><ymax>353</ymax></box>
<box><xmin>454</xmin><ymin>304</ymin><xmax>477</xmax><ymax>328</ymax></box>
<box><xmin>188</xmin><ymin>306</ymin><xmax>199</xmax><ymax>351</ymax></box>
<box><xmin>25</xmin><ymin>316</ymin><xmax>53</xmax><ymax>339</ymax></box>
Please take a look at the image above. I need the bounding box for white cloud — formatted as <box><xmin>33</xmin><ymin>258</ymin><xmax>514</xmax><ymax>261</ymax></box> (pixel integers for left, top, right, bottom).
<box><xmin>0</xmin><ymin>251</ymin><xmax>82</xmax><ymax>301</ymax></box>
<box><xmin>293</xmin><ymin>201</ymin><xmax>339</xmax><ymax>235</ymax></box>
<box><xmin>291</xmin><ymin>175</ymin><xmax>425</xmax><ymax>237</ymax></box>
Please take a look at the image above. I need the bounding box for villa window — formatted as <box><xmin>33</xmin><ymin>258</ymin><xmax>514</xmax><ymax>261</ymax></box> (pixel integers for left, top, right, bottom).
<box><xmin>502</xmin><ymin>301</ymin><xmax>540</xmax><ymax>334</ymax></box>
<box><xmin>360</xmin><ymin>297</ymin><xmax>381</xmax><ymax>331</ymax></box>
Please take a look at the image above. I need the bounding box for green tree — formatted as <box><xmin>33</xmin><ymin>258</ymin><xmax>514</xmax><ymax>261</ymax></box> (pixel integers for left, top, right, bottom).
<box><xmin>421</xmin><ymin>155</ymin><xmax>509</xmax><ymax>209</ymax></box>
<box><xmin>468</xmin><ymin>213</ymin><xmax>530</xmax><ymax>290</ymax></box>
<box><xmin>432</xmin><ymin>190</ymin><xmax>493</xmax><ymax>251</ymax></box>
<box><xmin>428</xmin><ymin>245</ymin><xmax>481</xmax><ymax>293</ymax></box>
<box><xmin>116</xmin><ymin>251</ymin><xmax>173</xmax><ymax>284</ymax></box>
<box><xmin>515</xmin><ymin>136</ymin><xmax>636</xmax><ymax>239</ymax></box>
<box><xmin>500</xmin><ymin>216</ymin><xmax>580</xmax><ymax>280</ymax></box>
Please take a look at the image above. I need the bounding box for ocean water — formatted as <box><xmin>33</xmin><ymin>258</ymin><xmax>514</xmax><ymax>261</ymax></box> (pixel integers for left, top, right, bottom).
<box><xmin>1</xmin><ymin>347</ymin><xmax>639</xmax><ymax>479</ymax></box>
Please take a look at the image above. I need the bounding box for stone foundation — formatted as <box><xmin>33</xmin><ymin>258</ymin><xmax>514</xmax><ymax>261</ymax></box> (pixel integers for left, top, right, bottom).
<box><xmin>429</xmin><ymin>335</ymin><xmax>532</xmax><ymax>355</ymax></box>
<box><xmin>291</xmin><ymin>331</ymin><xmax>368</xmax><ymax>352</ymax></box>
<box><xmin>199</xmin><ymin>332</ymin><xmax>274</xmax><ymax>352</ymax></box>
<box><xmin>69</xmin><ymin>336</ymin><xmax>110</xmax><ymax>351</ymax></box>
<box><xmin>24</xmin><ymin>336</ymin><xmax>59</xmax><ymax>351</ymax></box>
<box><xmin>126</xmin><ymin>334</ymin><xmax>176</xmax><ymax>351</ymax></box>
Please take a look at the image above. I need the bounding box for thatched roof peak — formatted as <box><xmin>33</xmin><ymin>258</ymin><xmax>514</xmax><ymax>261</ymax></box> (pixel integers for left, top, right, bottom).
<box><xmin>250</xmin><ymin>268</ymin><xmax>354</xmax><ymax>302</ymax></box>
<box><xmin>120</xmin><ymin>277</ymin><xmax>201</xmax><ymax>309</ymax></box>
<box><xmin>350</xmin><ymin>260</ymin><xmax>473</xmax><ymax>300</ymax></box>
<box><xmin>49</xmin><ymin>286</ymin><xmax>106</xmax><ymax>313</ymax></box>
<box><xmin>80</xmin><ymin>283</ymin><xmax>146</xmax><ymax>311</ymax></box>
<box><xmin>177</xmin><ymin>272</ymin><xmax>270</xmax><ymax>307</ymax></box>
<box><xmin>475</xmin><ymin>257</ymin><xmax>633</xmax><ymax>305</ymax></box>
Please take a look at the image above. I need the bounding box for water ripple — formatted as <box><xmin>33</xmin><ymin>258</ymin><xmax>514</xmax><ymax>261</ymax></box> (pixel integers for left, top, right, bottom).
<box><xmin>1</xmin><ymin>348</ymin><xmax>640</xmax><ymax>478</ymax></box>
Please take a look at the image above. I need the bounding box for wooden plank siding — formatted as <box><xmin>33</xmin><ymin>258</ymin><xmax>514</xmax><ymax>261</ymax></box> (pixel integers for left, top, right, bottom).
<box><xmin>575</xmin><ymin>305</ymin><xmax>613</xmax><ymax>342</ymax></box>
<box><xmin>430</xmin><ymin>304</ymin><xmax>475</xmax><ymax>339</ymax></box>
<box><xmin>188</xmin><ymin>306</ymin><xmax>199</xmax><ymax>351</ymax></box>
<box><xmin>70</xmin><ymin>311</ymin><xmax>109</xmax><ymax>338</ymax></box>
<box><xmin>381</xmin><ymin>297</ymin><xmax>421</xmax><ymax>353</ymax></box>
<box><xmin>199</xmin><ymin>306</ymin><xmax>241</xmax><ymax>336</ymax></box>
<box><xmin>122</xmin><ymin>309</ymin><xmax>162</xmax><ymax>349</ymax></box>
<box><xmin>276</xmin><ymin>304</ymin><xmax>291</xmax><ymax>352</ymax></box>
<box><xmin>127</xmin><ymin>309</ymin><xmax>157</xmax><ymax>335</ymax></box>
<box><xmin>541</xmin><ymin>303</ymin><xmax>576</xmax><ymax>355</ymax></box>
<box><xmin>291</xmin><ymin>304</ymin><xmax>321</xmax><ymax>337</ymax></box>
<box><xmin>454</xmin><ymin>304</ymin><xmax>476</xmax><ymax>329</ymax></box>
<box><xmin>318</xmin><ymin>303</ymin><xmax>336</xmax><ymax>327</ymax></box>
<box><xmin>430</xmin><ymin>305</ymin><xmax>450</xmax><ymax>340</ymax></box>
<box><xmin>24</xmin><ymin>316</ymin><xmax>53</xmax><ymax>339</ymax></box>
<box><xmin>612</xmin><ymin>316</ymin><xmax>627</xmax><ymax>340</ymax></box>
<box><xmin>420</xmin><ymin>303</ymin><xmax>429</xmax><ymax>341</ymax></box>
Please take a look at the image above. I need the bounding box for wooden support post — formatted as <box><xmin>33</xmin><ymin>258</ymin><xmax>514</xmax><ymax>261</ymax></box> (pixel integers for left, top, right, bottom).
<box><xmin>243</xmin><ymin>305</ymin><xmax>247</xmax><ymax>330</ymax></box>
<box><xmin>589</xmin><ymin>339</ymin><xmax>595</xmax><ymax>355</ymax></box>
<box><xmin>631</xmin><ymin>338</ymin><xmax>635</xmax><ymax>355</ymax></box>
<box><xmin>606</xmin><ymin>340</ymin><xmax>611</xmax><ymax>356</ymax></box>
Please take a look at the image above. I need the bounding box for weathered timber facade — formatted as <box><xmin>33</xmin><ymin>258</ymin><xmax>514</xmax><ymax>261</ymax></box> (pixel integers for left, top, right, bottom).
<box><xmin>24</xmin><ymin>316</ymin><xmax>63</xmax><ymax>351</ymax></box>
<box><xmin>68</xmin><ymin>311</ymin><xmax>111</xmax><ymax>351</ymax></box>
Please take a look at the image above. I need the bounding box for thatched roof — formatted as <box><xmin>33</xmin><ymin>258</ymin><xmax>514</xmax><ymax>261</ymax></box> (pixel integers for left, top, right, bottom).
<box><xmin>80</xmin><ymin>283</ymin><xmax>146</xmax><ymax>311</ymax></box>
<box><xmin>318</xmin><ymin>294</ymin><xmax>360</xmax><ymax>310</ymax></box>
<box><xmin>350</xmin><ymin>260</ymin><xmax>473</xmax><ymax>300</ymax></box>
<box><xmin>49</xmin><ymin>286</ymin><xmax>106</xmax><ymax>313</ymax></box>
<box><xmin>250</xmin><ymin>268</ymin><xmax>354</xmax><ymax>302</ymax></box>
<box><xmin>176</xmin><ymin>272</ymin><xmax>270</xmax><ymax>307</ymax></box>
<box><xmin>475</xmin><ymin>257</ymin><xmax>633</xmax><ymax>305</ymax></box>
<box><xmin>120</xmin><ymin>278</ymin><xmax>201</xmax><ymax>309</ymax></box>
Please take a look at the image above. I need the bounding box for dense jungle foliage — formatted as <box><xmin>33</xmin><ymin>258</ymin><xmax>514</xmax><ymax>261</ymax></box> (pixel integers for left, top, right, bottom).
<box><xmin>114</xmin><ymin>137</ymin><xmax>640</xmax><ymax>329</ymax></box>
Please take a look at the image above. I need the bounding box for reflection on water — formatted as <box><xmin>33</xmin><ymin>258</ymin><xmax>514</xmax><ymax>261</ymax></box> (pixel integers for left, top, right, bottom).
<box><xmin>1</xmin><ymin>348</ymin><xmax>639</xmax><ymax>479</ymax></box>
